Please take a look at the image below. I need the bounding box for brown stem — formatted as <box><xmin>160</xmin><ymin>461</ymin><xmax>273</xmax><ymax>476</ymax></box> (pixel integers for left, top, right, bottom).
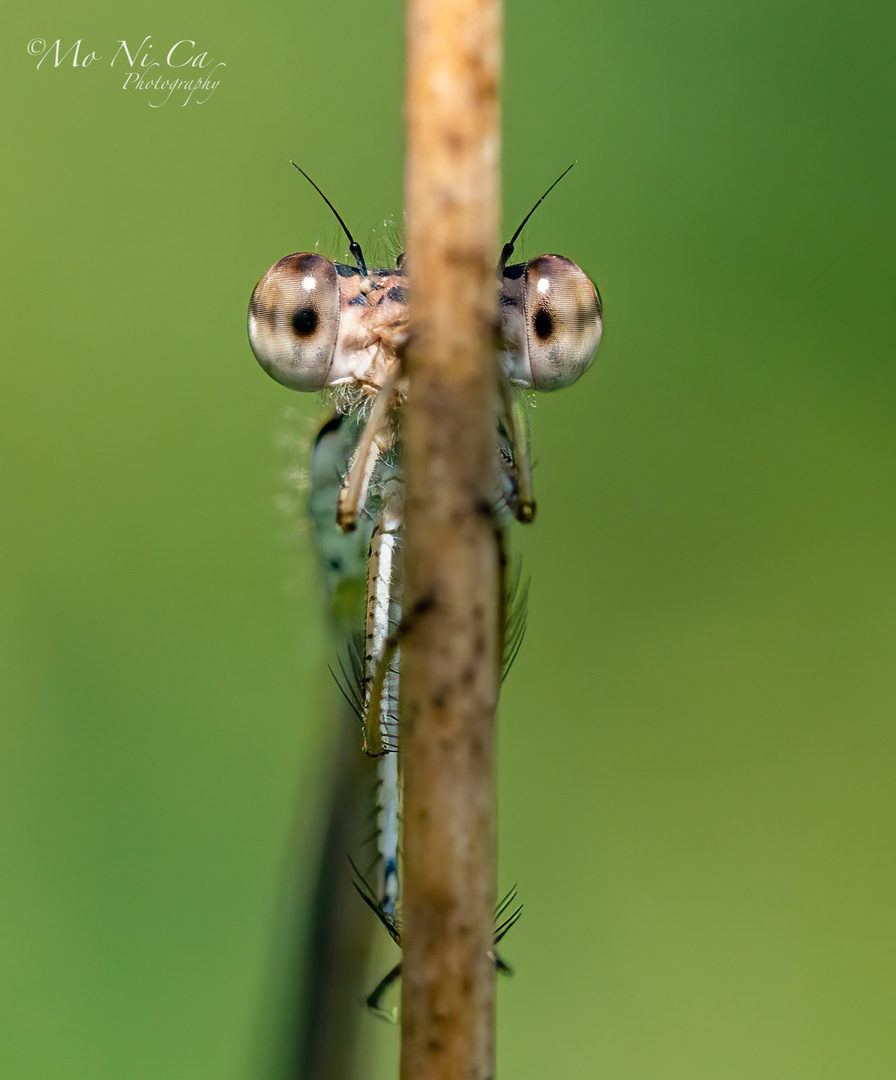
<box><xmin>400</xmin><ymin>2</ymin><xmax>503</xmax><ymax>1079</ymax></box>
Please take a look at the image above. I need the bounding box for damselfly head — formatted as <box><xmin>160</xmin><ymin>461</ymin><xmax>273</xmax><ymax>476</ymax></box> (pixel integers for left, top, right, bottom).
<box><xmin>249</xmin><ymin>163</ymin><xmax>601</xmax><ymax>397</ymax></box>
<box><xmin>248</xmin><ymin>254</ymin><xmax>407</xmax><ymax>394</ymax></box>
<box><xmin>499</xmin><ymin>254</ymin><xmax>602</xmax><ymax>391</ymax></box>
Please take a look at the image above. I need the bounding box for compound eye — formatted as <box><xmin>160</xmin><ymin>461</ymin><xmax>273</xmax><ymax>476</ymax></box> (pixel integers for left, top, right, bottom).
<box><xmin>522</xmin><ymin>255</ymin><xmax>602</xmax><ymax>390</ymax></box>
<box><xmin>248</xmin><ymin>253</ymin><xmax>340</xmax><ymax>390</ymax></box>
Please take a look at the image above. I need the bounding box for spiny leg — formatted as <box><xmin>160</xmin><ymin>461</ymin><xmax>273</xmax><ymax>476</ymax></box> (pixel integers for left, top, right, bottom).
<box><xmin>336</xmin><ymin>366</ymin><xmax>401</xmax><ymax>532</ymax></box>
<box><xmin>498</xmin><ymin>371</ymin><xmax>537</xmax><ymax>524</ymax></box>
<box><xmin>363</xmin><ymin>484</ymin><xmax>404</xmax><ymax>915</ymax></box>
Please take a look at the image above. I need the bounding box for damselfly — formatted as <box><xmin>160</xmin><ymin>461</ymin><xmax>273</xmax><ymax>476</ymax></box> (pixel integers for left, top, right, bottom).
<box><xmin>248</xmin><ymin>164</ymin><xmax>602</xmax><ymax>1008</ymax></box>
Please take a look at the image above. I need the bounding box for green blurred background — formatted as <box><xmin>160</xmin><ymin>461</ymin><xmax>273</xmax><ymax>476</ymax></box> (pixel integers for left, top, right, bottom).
<box><xmin>3</xmin><ymin>0</ymin><xmax>894</xmax><ymax>1076</ymax></box>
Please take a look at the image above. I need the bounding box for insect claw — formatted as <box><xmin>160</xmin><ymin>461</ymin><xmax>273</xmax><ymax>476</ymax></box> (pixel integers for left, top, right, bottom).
<box><xmin>366</xmin><ymin>962</ymin><xmax>402</xmax><ymax>1022</ymax></box>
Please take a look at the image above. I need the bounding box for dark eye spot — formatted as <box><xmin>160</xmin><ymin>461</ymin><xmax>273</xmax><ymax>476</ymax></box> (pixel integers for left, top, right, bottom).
<box><xmin>533</xmin><ymin>308</ymin><xmax>553</xmax><ymax>340</ymax></box>
<box><xmin>291</xmin><ymin>306</ymin><xmax>319</xmax><ymax>337</ymax></box>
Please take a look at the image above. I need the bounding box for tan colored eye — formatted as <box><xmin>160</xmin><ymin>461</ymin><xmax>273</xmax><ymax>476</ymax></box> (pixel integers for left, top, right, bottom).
<box><xmin>500</xmin><ymin>254</ymin><xmax>602</xmax><ymax>390</ymax></box>
<box><xmin>248</xmin><ymin>253</ymin><xmax>340</xmax><ymax>390</ymax></box>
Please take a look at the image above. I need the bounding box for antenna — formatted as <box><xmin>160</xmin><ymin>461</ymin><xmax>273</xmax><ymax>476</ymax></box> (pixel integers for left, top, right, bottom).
<box><xmin>290</xmin><ymin>161</ymin><xmax>368</xmax><ymax>277</ymax></box>
<box><xmin>498</xmin><ymin>162</ymin><xmax>576</xmax><ymax>272</ymax></box>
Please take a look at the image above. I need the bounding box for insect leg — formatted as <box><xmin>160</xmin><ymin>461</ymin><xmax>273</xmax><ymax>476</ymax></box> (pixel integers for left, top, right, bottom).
<box><xmin>336</xmin><ymin>367</ymin><xmax>400</xmax><ymax>531</ymax></box>
<box><xmin>498</xmin><ymin>374</ymin><xmax>537</xmax><ymax>524</ymax></box>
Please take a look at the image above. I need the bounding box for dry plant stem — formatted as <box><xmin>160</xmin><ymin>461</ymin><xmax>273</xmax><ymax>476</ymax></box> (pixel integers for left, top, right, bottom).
<box><xmin>401</xmin><ymin>1</ymin><xmax>502</xmax><ymax>1079</ymax></box>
